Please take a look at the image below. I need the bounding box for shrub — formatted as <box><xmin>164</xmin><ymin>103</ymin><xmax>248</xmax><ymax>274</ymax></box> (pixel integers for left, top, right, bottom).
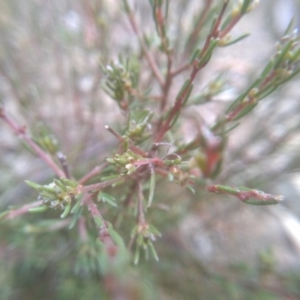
<box><xmin>1</xmin><ymin>0</ymin><xmax>300</xmax><ymax>299</ymax></box>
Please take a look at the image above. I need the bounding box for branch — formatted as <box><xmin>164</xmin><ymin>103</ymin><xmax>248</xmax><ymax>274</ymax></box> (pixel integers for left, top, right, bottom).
<box><xmin>154</xmin><ymin>1</ymin><xmax>229</xmax><ymax>143</ymax></box>
<box><xmin>4</xmin><ymin>200</ymin><xmax>43</xmax><ymax>220</ymax></box>
<box><xmin>207</xmin><ymin>184</ymin><xmax>284</xmax><ymax>205</ymax></box>
<box><xmin>57</xmin><ymin>151</ymin><xmax>71</xmax><ymax>179</ymax></box>
<box><xmin>185</xmin><ymin>0</ymin><xmax>213</xmax><ymax>54</ymax></box>
<box><xmin>104</xmin><ymin>125</ymin><xmax>147</xmax><ymax>157</ymax></box>
<box><xmin>78</xmin><ymin>163</ymin><xmax>108</xmax><ymax>184</ymax></box>
<box><xmin>83</xmin><ymin>178</ymin><xmax>124</xmax><ymax>193</ymax></box>
<box><xmin>0</xmin><ymin>108</ymin><xmax>65</xmax><ymax>177</ymax></box>
<box><xmin>123</xmin><ymin>0</ymin><xmax>164</xmax><ymax>86</ymax></box>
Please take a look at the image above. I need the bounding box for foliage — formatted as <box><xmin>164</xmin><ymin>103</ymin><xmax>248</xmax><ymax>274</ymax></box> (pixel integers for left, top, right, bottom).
<box><xmin>1</xmin><ymin>0</ymin><xmax>300</xmax><ymax>299</ymax></box>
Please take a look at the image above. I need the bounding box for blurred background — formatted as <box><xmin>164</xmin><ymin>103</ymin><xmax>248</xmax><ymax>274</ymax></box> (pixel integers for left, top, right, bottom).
<box><xmin>1</xmin><ymin>0</ymin><xmax>300</xmax><ymax>299</ymax></box>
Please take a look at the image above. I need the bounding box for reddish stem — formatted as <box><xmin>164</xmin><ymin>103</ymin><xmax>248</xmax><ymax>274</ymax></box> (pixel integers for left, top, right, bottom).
<box><xmin>126</xmin><ymin>9</ymin><xmax>164</xmax><ymax>86</ymax></box>
<box><xmin>154</xmin><ymin>1</ymin><xmax>229</xmax><ymax>143</ymax></box>
<box><xmin>83</xmin><ymin>178</ymin><xmax>124</xmax><ymax>193</ymax></box>
<box><xmin>79</xmin><ymin>163</ymin><xmax>108</xmax><ymax>184</ymax></box>
<box><xmin>105</xmin><ymin>125</ymin><xmax>147</xmax><ymax>157</ymax></box>
<box><xmin>5</xmin><ymin>200</ymin><xmax>43</xmax><ymax>220</ymax></box>
<box><xmin>0</xmin><ymin>109</ymin><xmax>65</xmax><ymax>177</ymax></box>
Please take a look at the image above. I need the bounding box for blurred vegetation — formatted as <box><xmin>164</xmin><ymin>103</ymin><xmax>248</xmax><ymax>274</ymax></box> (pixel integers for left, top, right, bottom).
<box><xmin>1</xmin><ymin>0</ymin><xmax>300</xmax><ymax>299</ymax></box>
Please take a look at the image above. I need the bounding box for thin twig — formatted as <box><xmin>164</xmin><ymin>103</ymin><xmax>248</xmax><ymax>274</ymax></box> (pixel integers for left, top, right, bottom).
<box><xmin>113</xmin><ymin>180</ymin><xmax>138</xmax><ymax>228</ymax></box>
<box><xmin>185</xmin><ymin>0</ymin><xmax>212</xmax><ymax>54</ymax></box>
<box><xmin>57</xmin><ymin>151</ymin><xmax>71</xmax><ymax>179</ymax></box>
<box><xmin>220</xmin><ymin>14</ymin><xmax>242</xmax><ymax>39</ymax></box>
<box><xmin>5</xmin><ymin>200</ymin><xmax>43</xmax><ymax>220</ymax></box>
<box><xmin>124</xmin><ymin>0</ymin><xmax>164</xmax><ymax>86</ymax></box>
<box><xmin>83</xmin><ymin>177</ymin><xmax>124</xmax><ymax>193</ymax></box>
<box><xmin>0</xmin><ymin>109</ymin><xmax>65</xmax><ymax>177</ymax></box>
<box><xmin>154</xmin><ymin>66</ymin><xmax>197</xmax><ymax>143</ymax></box>
<box><xmin>104</xmin><ymin>125</ymin><xmax>147</xmax><ymax>157</ymax></box>
<box><xmin>160</xmin><ymin>54</ymin><xmax>173</xmax><ymax>113</ymax></box>
<box><xmin>78</xmin><ymin>217</ymin><xmax>88</xmax><ymax>242</ymax></box>
<box><xmin>170</xmin><ymin>62</ymin><xmax>191</xmax><ymax>77</ymax></box>
<box><xmin>78</xmin><ymin>163</ymin><xmax>108</xmax><ymax>184</ymax></box>
<box><xmin>154</xmin><ymin>1</ymin><xmax>229</xmax><ymax>143</ymax></box>
<box><xmin>84</xmin><ymin>194</ymin><xmax>106</xmax><ymax>227</ymax></box>
<box><xmin>127</xmin><ymin>235</ymin><xmax>136</xmax><ymax>250</ymax></box>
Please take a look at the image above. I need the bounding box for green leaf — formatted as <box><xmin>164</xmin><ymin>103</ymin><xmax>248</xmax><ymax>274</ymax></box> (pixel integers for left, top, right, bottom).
<box><xmin>60</xmin><ymin>203</ymin><xmax>71</xmax><ymax>218</ymax></box>
<box><xmin>144</xmin><ymin>242</ymin><xmax>149</xmax><ymax>260</ymax></box>
<box><xmin>190</xmin><ymin>48</ymin><xmax>201</xmax><ymax>63</ymax></box>
<box><xmin>60</xmin><ymin>178</ymin><xmax>78</xmax><ymax>187</ymax></box>
<box><xmin>273</xmin><ymin>39</ymin><xmax>294</xmax><ymax>69</ymax></box>
<box><xmin>256</xmin><ymin>85</ymin><xmax>278</xmax><ymax>100</ymax></box>
<box><xmin>70</xmin><ymin>197</ymin><xmax>82</xmax><ymax>214</ymax></box>
<box><xmin>243</xmin><ymin>198</ymin><xmax>281</xmax><ymax>206</ymax></box>
<box><xmin>0</xmin><ymin>210</ymin><xmax>10</xmax><ymax>220</ymax></box>
<box><xmin>147</xmin><ymin>169</ymin><xmax>156</xmax><ymax>208</ymax></box>
<box><xmin>210</xmin><ymin>159</ymin><xmax>223</xmax><ymax>179</ymax></box>
<box><xmin>28</xmin><ymin>206</ymin><xmax>48</xmax><ymax>213</ymax></box>
<box><xmin>134</xmin><ymin>247</ymin><xmax>140</xmax><ymax>265</ymax></box>
<box><xmin>283</xmin><ymin>17</ymin><xmax>295</xmax><ymax>35</ymax></box>
<box><xmin>175</xmin><ymin>79</ymin><xmax>191</xmax><ymax>102</ymax></box>
<box><xmin>25</xmin><ymin>180</ymin><xmax>42</xmax><ymax>190</ymax></box>
<box><xmin>100</xmin><ymin>174</ymin><xmax>120</xmax><ymax>181</ymax></box>
<box><xmin>107</xmin><ymin>223</ymin><xmax>126</xmax><ymax>249</ymax></box>
<box><xmin>182</xmin><ymin>83</ymin><xmax>194</xmax><ymax>106</ymax></box>
<box><xmin>148</xmin><ymin>240</ymin><xmax>159</xmax><ymax>261</ymax></box>
<box><xmin>260</xmin><ymin>60</ymin><xmax>274</xmax><ymax>79</ymax></box>
<box><xmin>219</xmin><ymin>33</ymin><xmax>250</xmax><ymax>47</ymax></box>
<box><xmin>93</xmin><ymin>216</ymin><xmax>104</xmax><ymax>228</ymax></box>
<box><xmin>167</xmin><ymin>172</ymin><xmax>174</xmax><ymax>182</ymax></box>
<box><xmin>225</xmin><ymin>78</ymin><xmax>260</xmax><ymax>113</ymax></box>
<box><xmin>276</xmin><ymin>67</ymin><xmax>300</xmax><ymax>85</ymax></box>
<box><xmin>232</xmin><ymin>103</ymin><xmax>257</xmax><ymax>121</ymax></box>
<box><xmin>131</xmin><ymin>225</ymin><xmax>138</xmax><ymax>238</ymax></box>
<box><xmin>148</xmin><ymin>224</ymin><xmax>162</xmax><ymax>237</ymax></box>
<box><xmin>186</xmin><ymin>185</ymin><xmax>195</xmax><ymax>194</ymax></box>
<box><xmin>98</xmin><ymin>192</ymin><xmax>117</xmax><ymax>207</ymax></box>
<box><xmin>54</xmin><ymin>179</ymin><xmax>67</xmax><ymax>191</ymax></box>
<box><xmin>197</xmin><ymin>38</ymin><xmax>219</xmax><ymax>68</ymax></box>
<box><xmin>69</xmin><ymin>207</ymin><xmax>83</xmax><ymax>229</ymax></box>
<box><xmin>241</xmin><ymin>0</ymin><xmax>252</xmax><ymax>14</ymax></box>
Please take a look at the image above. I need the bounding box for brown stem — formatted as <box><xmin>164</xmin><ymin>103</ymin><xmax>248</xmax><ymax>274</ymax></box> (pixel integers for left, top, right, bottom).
<box><xmin>185</xmin><ymin>0</ymin><xmax>212</xmax><ymax>54</ymax></box>
<box><xmin>155</xmin><ymin>6</ymin><xmax>169</xmax><ymax>53</ymax></box>
<box><xmin>0</xmin><ymin>109</ymin><xmax>65</xmax><ymax>177</ymax></box>
<box><xmin>78</xmin><ymin>163</ymin><xmax>108</xmax><ymax>184</ymax></box>
<box><xmin>83</xmin><ymin>178</ymin><xmax>124</xmax><ymax>193</ymax></box>
<box><xmin>78</xmin><ymin>217</ymin><xmax>88</xmax><ymax>242</ymax></box>
<box><xmin>84</xmin><ymin>194</ymin><xmax>120</xmax><ymax>262</ymax></box>
<box><xmin>5</xmin><ymin>200</ymin><xmax>43</xmax><ymax>220</ymax></box>
<box><xmin>125</xmin><ymin>6</ymin><xmax>164</xmax><ymax>86</ymax></box>
<box><xmin>104</xmin><ymin>125</ymin><xmax>147</xmax><ymax>157</ymax></box>
<box><xmin>220</xmin><ymin>14</ymin><xmax>242</xmax><ymax>39</ymax></box>
<box><xmin>211</xmin><ymin>1</ymin><xmax>229</xmax><ymax>37</ymax></box>
<box><xmin>160</xmin><ymin>54</ymin><xmax>173</xmax><ymax>113</ymax></box>
<box><xmin>170</xmin><ymin>62</ymin><xmax>191</xmax><ymax>77</ymax></box>
<box><xmin>258</xmin><ymin>71</ymin><xmax>278</xmax><ymax>90</ymax></box>
<box><xmin>84</xmin><ymin>194</ymin><xmax>105</xmax><ymax>226</ymax></box>
<box><xmin>154</xmin><ymin>1</ymin><xmax>229</xmax><ymax>143</ymax></box>
<box><xmin>225</xmin><ymin>97</ymin><xmax>256</xmax><ymax>122</ymax></box>
<box><xmin>154</xmin><ymin>65</ymin><xmax>198</xmax><ymax>143</ymax></box>
<box><xmin>57</xmin><ymin>151</ymin><xmax>71</xmax><ymax>179</ymax></box>
<box><xmin>127</xmin><ymin>235</ymin><xmax>136</xmax><ymax>250</ymax></box>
